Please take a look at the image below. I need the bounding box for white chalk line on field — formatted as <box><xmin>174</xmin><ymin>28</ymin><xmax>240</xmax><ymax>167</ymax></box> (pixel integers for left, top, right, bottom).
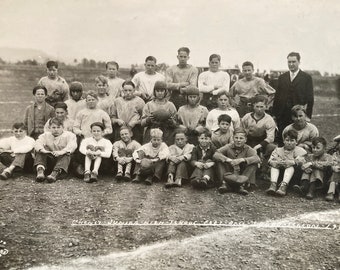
<box><xmin>29</xmin><ymin>209</ymin><xmax>340</xmax><ymax>270</ymax></box>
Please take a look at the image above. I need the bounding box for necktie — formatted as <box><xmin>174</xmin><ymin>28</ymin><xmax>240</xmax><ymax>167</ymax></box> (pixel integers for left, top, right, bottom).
<box><xmin>291</xmin><ymin>72</ymin><xmax>295</xmax><ymax>81</ymax></box>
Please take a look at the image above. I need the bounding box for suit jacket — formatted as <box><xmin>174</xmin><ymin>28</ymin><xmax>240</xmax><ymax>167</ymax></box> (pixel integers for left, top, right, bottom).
<box><xmin>24</xmin><ymin>102</ymin><xmax>55</xmax><ymax>136</ymax></box>
<box><xmin>273</xmin><ymin>70</ymin><xmax>314</xmax><ymax>119</ymax></box>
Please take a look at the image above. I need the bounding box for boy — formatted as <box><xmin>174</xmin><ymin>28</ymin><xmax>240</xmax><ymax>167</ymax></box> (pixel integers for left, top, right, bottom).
<box><xmin>294</xmin><ymin>137</ymin><xmax>333</xmax><ymax>200</ymax></box>
<box><xmin>132</xmin><ymin>128</ymin><xmax>170</xmax><ymax>185</ymax></box>
<box><xmin>190</xmin><ymin>128</ymin><xmax>216</xmax><ymax>189</ymax></box>
<box><xmin>44</xmin><ymin>102</ymin><xmax>74</xmax><ymax>132</ymax></box>
<box><xmin>325</xmin><ymin>135</ymin><xmax>340</xmax><ymax>201</ymax></box>
<box><xmin>24</xmin><ymin>86</ymin><xmax>55</xmax><ymax>139</ymax></box>
<box><xmin>213</xmin><ymin>127</ymin><xmax>260</xmax><ymax>195</ymax></box>
<box><xmin>166</xmin><ymin>128</ymin><xmax>194</xmax><ymax>188</ymax></box>
<box><xmin>110</xmin><ymin>81</ymin><xmax>145</xmax><ymax>143</ymax></box>
<box><xmin>177</xmin><ymin>86</ymin><xmax>209</xmax><ymax>145</ymax></box>
<box><xmin>38</xmin><ymin>61</ymin><xmax>69</xmax><ymax>106</ymax></box>
<box><xmin>112</xmin><ymin>126</ymin><xmax>141</xmax><ymax>181</ymax></box>
<box><xmin>95</xmin><ymin>75</ymin><xmax>112</xmax><ymax>115</ymax></box>
<box><xmin>266</xmin><ymin>129</ymin><xmax>307</xmax><ymax>196</ymax></box>
<box><xmin>65</xmin><ymin>81</ymin><xmax>86</xmax><ymax>121</ymax></box>
<box><xmin>106</xmin><ymin>61</ymin><xmax>125</xmax><ymax>99</ymax></box>
<box><xmin>141</xmin><ymin>81</ymin><xmax>177</xmax><ymax>145</ymax></box>
<box><xmin>73</xmin><ymin>91</ymin><xmax>112</xmax><ymax>138</ymax></box>
<box><xmin>35</xmin><ymin>118</ymin><xmax>77</xmax><ymax>183</ymax></box>
<box><xmin>229</xmin><ymin>61</ymin><xmax>275</xmax><ymax>117</ymax></box>
<box><xmin>0</xmin><ymin>123</ymin><xmax>35</xmax><ymax>180</ymax></box>
<box><xmin>198</xmin><ymin>54</ymin><xmax>230</xmax><ymax>110</ymax></box>
<box><xmin>166</xmin><ymin>47</ymin><xmax>199</xmax><ymax>109</ymax></box>
<box><xmin>132</xmin><ymin>56</ymin><xmax>165</xmax><ymax>102</ymax></box>
<box><xmin>79</xmin><ymin>122</ymin><xmax>113</xmax><ymax>183</ymax></box>
<box><xmin>212</xmin><ymin>114</ymin><xmax>233</xmax><ymax>148</ymax></box>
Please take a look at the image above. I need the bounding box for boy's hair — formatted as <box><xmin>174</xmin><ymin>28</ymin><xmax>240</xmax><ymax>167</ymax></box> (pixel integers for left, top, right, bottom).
<box><xmin>233</xmin><ymin>127</ymin><xmax>247</xmax><ymax>136</ymax></box>
<box><xmin>287</xmin><ymin>52</ymin><xmax>301</xmax><ymax>61</ymax></box>
<box><xmin>209</xmin><ymin>54</ymin><xmax>221</xmax><ymax>62</ymax></box>
<box><xmin>46</xmin><ymin>61</ymin><xmax>58</xmax><ymax>69</ymax></box>
<box><xmin>177</xmin><ymin>47</ymin><xmax>190</xmax><ymax>55</ymax></box>
<box><xmin>291</xmin><ymin>104</ymin><xmax>306</xmax><ymax>117</ymax></box>
<box><xmin>54</xmin><ymin>102</ymin><xmax>68</xmax><ymax>111</ymax></box>
<box><xmin>218</xmin><ymin>114</ymin><xmax>232</xmax><ymax>124</ymax></box>
<box><xmin>95</xmin><ymin>75</ymin><xmax>108</xmax><ymax>85</ymax></box>
<box><xmin>12</xmin><ymin>122</ymin><xmax>26</xmax><ymax>130</ymax></box>
<box><xmin>198</xmin><ymin>127</ymin><xmax>211</xmax><ymax>138</ymax></box>
<box><xmin>86</xmin><ymin>91</ymin><xmax>98</xmax><ymax>100</ymax></box>
<box><xmin>106</xmin><ymin>61</ymin><xmax>119</xmax><ymax>70</ymax></box>
<box><xmin>90</xmin><ymin>122</ymin><xmax>105</xmax><ymax>131</ymax></box>
<box><xmin>174</xmin><ymin>127</ymin><xmax>187</xmax><ymax>137</ymax></box>
<box><xmin>217</xmin><ymin>91</ymin><xmax>230</xmax><ymax>99</ymax></box>
<box><xmin>49</xmin><ymin>117</ymin><xmax>63</xmax><ymax>127</ymax></box>
<box><xmin>251</xmin><ymin>95</ymin><xmax>268</xmax><ymax>105</ymax></box>
<box><xmin>120</xmin><ymin>125</ymin><xmax>133</xmax><ymax>135</ymax></box>
<box><xmin>284</xmin><ymin>129</ymin><xmax>298</xmax><ymax>141</ymax></box>
<box><xmin>312</xmin><ymin>137</ymin><xmax>327</xmax><ymax>147</ymax></box>
<box><xmin>145</xmin><ymin>56</ymin><xmax>157</xmax><ymax>63</ymax></box>
<box><xmin>69</xmin><ymin>81</ymin><xmax>83</xmax><ymax>92</ymax></box>
<box><xmin>150</xmin><ymin>128</ymin><xmax>163</xmax><ymax>138</ymax></box>
<box><xmin>122</xmin><ymin>80</ymin><xmax>135</xmax><ymax>88</ymax></box>
<box><xmin>242</xmin><ymin>61</ymin><xmax>254</xmax><ymax>69</ymax></box>
<box><xmin>33</xmin><ymin>86</ymin><xmax>47</xmax><ymax>95</ymax></box>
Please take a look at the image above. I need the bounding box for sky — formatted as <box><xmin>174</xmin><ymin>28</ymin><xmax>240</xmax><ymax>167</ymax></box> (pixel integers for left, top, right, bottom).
<box><xmin>0</xmin><ymin>0</ymin><xmax>340</xmax><ymax>73</ymax></box>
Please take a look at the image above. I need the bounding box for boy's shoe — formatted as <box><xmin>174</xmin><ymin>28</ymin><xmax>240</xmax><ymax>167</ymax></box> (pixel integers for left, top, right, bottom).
<box><xmin>237</xmin><ymin>185</ymin><xmax>249</xmax><ymax>195</ymax></box>
<box><xmin>132</xmin><ymin>175</ymin><xmax>142</xmax><ymax>183</ymax></box>
<box><xmin>293</xmin><ymin>180</ymin><xmax>309</xmax><ymax>196</ymax></box>
<box><xmin>165</xmin><ymin>174</ymin><xmax>174</xmax><ymax>188</ymax></box>
<box><xmin>36</xmin><ymin>167</ymin><xmax>45</xmax><ymax>182</ymax></box>
<box><xmin>266</xmin><ymin>182</ymin><xmax>277</xmax><ymax>195</ymax></box>
<box><xmin>90</xmin><ymin>171</ymin><xmax>98</xmax><ymax>182</ymax></box>
<box><xmin>144</xmin><ymin>176</ymin><xmax>153</xmax><ymax>185</ymax></box>
<box><xmin>83</xmin><ymin>172</ymin><xmax>91</xmax><ymax>183</ymax></box>
<box><xmin>191</xmin><ymin>178</ymin><xmax>200</xmax><ymax>189</ymax></box>
<box><xmin>276</xmin><ymin>182</ymin><xmax>288</xmax><ymax>196</ymax></box>
<box><xmin>218</xmin><ymin>181</ymin><xmax>229</xmax><ymax>194</ymax></box>
<box><xmin>123</xmin><ymin>173</ymin><xmax>131</xmax><ymax>181</ymax></box>
<box><xmin>306</xmin><ymin>183</ymin><xmax>316</xmax><ymax>200</ymax></box>
<box><xmin>0</xmin><ymin>171</ymin><xmax>11</xmax><ymax>180</ymax></box>
<box><xmin>199</xmin><ymin>178</ymin><xmax>208</xmax><ymax>189</ymax></box>
<box><xmin>325</xmin><ymin>192</ymin><xmax>334</xmax><ymax>202</ymax></box>
<box><xmin>173</xmin><ymin>178</ymin><xmax>182</xmax><ymax>187</ymax></box>
<box><xmin>116</xmin><ymin>172</ymin><xmax>124</xmax><ymax>181</ymax></box>
<box><xmin>46</xmin><ymin>169</ymin><xmax>62</xmax><ymax>183</ymax></box>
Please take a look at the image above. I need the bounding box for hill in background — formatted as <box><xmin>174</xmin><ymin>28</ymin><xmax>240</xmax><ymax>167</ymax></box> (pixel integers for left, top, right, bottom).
<box><xmin>0</xmin><ymin>47</ymin><xmax>54</xmax><ymax>63</ymax></box>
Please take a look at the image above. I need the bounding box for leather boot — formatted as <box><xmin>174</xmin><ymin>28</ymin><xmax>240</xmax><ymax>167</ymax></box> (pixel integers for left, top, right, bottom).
<box><xmin>266</xmin><ymin>182</ymin><xmax>277</xmax><ymax>195</ymax></box>
<box><xmin>306</xmin><ymin>182</ymin><xmax>316</xmax><ymax>200</ymax></box>
<box><xmin>218</xmin><ymin>181</ymin><xmax>229</xmax><ymax>194</ymax></box>
<box><xmin>165</xmin><ymin>173</ymin><xmax>174</xmax><ymax>188</ymax></box>
<box><xmin>174</xmin><ymin>178</ymin><xmax>182</xmax><ymax>187</ymax></box>
<box><xmin>293</xmin><ymin>180</ymin><xmax>309</xmax><ymax>196</ymax></box>
<box><xmin>276</xmin><ymin>182</ymin><xmax>288</xmax><ymax>196</ymax></box>
<box><xmin>36</xmin><ymin>167</ymin><xmax>45</xmax><ymax>182</ymax></box>
<box><xmin>46</xmin><ymin>169</ymin><xmax>62</xmax><ymax>183</ymax></box>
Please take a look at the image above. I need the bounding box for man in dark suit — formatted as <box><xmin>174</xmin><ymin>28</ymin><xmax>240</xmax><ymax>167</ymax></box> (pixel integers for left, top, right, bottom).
<box><xmin>273</xmin><ymin>52</ymin><xmax>314</xmax><ymax>145</ymax></box>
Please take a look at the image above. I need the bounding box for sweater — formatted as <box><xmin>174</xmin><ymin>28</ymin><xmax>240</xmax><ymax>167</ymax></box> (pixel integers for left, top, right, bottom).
<box><xmin>35</xmin><ymin>131</ymin><xmax>77</xmax><ymax>153</ymax></box>
<box><xmin>0</xmin><ymin>135</ymin><xmax>35</xmax><ymax>154</ymax></box>
<box><xmin>79</xmin><ymin>137</ymin><xmax>113</xmax><ymax>158</ymax></box>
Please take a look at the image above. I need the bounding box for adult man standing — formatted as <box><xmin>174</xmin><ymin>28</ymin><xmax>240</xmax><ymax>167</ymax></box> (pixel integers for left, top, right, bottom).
<box><xmin>166</xmin><ymin>47</ymin><xmax>198</xmax><ymax>109</ymax></box>
<box><xmin>273</xmin><ymin>52</ymin><xmax>314</xmax><ymax>145</ymax></box>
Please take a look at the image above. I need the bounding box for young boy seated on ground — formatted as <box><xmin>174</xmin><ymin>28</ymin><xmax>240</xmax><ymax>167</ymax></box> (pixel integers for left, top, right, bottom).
<box><xmin>35</xmin><ymin>118</ymin><xmax>77</xmax><ymax>183</ymax></box>
<box><xmin>166</xmin><ymin>128</ymin><xmax>194</xmax><ymax>188</ymax></box>
<box><xmin>112</xmin><ymin>126</ymin><xmax>141</xmax><ymax>181</ymax></box>
<box><xmin>294</xmin><ymin>137</ymin><xmax>333</xmax><ymax>200</ymax></box>
<box><xmin>38</xmin><ymin>60</ymin><xmax>69</xmax><ymax>106</ymax></box>
<box><xmin>132</xmin><ymin>128</ymin><xmax>170</xmax><ymax>185</ymax></box>
<box><xmin>177</xmin><ymin>86</ymin><xmax>209</xmax><ymax>145</ymax></box>
<box><xmin>0</xmin><ymin>123</ymin><xmax>35</xmax><ymax>180</ymax></box>
<box><xmin>24</xmin><ymin>86</ymin><xmax>55</xmax><ymax>139</ymax></box>
<box><xmin>141</xmin><ymin>81</ymin><xmax>177</xmax><ymax>145</ymax></box>
<box><xmin>241</xmin><ymin>95</ymin><xmax>277</xmax><ymax>179</ymax></box>
<box><xmin>44</xmin><ymin>102</ymin><xmax>74</xmax><ymax>132</ymax></box>
<box><xmin>79</xmin><ymin>122</ymin><xmax>113</xmax><ymax>183</ymax></box>
<box><xmin>106</xmin><ymin>61</ymin><xmax>125</xmax><ymax>99</ymax></box>
<box><xmin>266</xmin><ymin>130</ymin><xmax>307</xmax><ymax>196</ymax></box>
<box><xmin>190</xmin><ymin>128</ymin><xmax>216</xmax><ymax>189</ymax></box>
<box><xmin>110</xmin><ymin>81</ymin><xmax>145</xmax><ymax>143</ymax></box>
<box><xmin>211</xmin><ymin>114</ymin><xmax>233</xmax><ymax>148</ymax></box>
<box><xmin>65</xmin><ymin>81</ymin><xmax>87</xmax><ymax>121</ymax></box>
<box><xmin>325</xmin><ymin>135</ymin><xmax>340</xmax><ymax>202</ymax></box>
<box><xmin>213</xmin><ymin>127</ymin><xmax>260</xmax><ymax>195</ymax></box>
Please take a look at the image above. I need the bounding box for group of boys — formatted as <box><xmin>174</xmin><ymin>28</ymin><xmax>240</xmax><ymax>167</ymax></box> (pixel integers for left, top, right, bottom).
<box><xmin>0</xmin><ymin>48</ymin><xmax>339</xmax><ymax>202</ymax></box>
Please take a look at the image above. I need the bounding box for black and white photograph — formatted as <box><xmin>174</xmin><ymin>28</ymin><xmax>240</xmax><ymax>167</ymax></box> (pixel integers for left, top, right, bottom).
<box><xmin>0</xmin><ymin>0</ymin><xmax>339</xmax><ymax>269</ymax></box>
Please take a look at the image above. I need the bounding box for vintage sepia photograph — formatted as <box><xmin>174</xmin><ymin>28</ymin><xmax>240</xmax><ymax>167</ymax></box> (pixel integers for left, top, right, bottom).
<box><xmin>0</xmin><ymin>0</ymin><xmax>339</xmax><ymax>269</ymax></box>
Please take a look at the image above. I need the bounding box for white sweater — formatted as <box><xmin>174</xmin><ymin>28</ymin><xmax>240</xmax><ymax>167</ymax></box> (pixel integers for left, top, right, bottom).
<box><xmin>0</xmin><ymin>135</ymin><xmax>35</xmax><ymax>154</ymax></box>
